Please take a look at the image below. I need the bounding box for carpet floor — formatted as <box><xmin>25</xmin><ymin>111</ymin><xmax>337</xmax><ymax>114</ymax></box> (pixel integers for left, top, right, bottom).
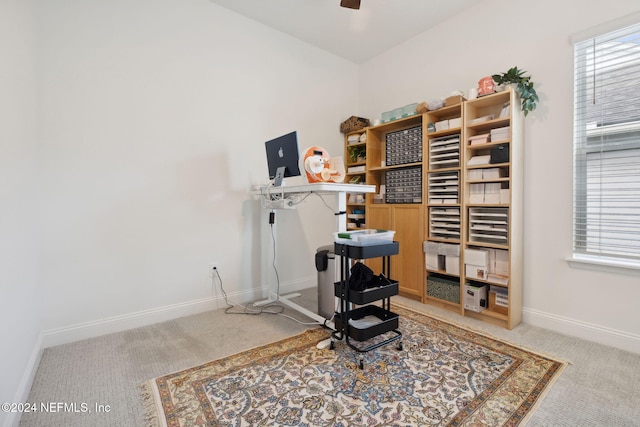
<box><xmin>20</xmin><ymin>289</ymin><xmax>640</xmax><ymax>426</ymax></box>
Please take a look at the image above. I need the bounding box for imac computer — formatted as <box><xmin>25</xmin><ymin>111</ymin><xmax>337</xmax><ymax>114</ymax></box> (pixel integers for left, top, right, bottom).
<box><xmin>265</xmin><ymin>131</ymin><xmax>301</xmax><ymax>186</ymax></box>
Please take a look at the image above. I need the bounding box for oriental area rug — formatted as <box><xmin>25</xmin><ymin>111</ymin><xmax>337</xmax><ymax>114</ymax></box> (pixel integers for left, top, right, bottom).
<box><xmin>142</xmin><ymin>305</ymin><xmax>565</xmax><ymax>427</ymax></box>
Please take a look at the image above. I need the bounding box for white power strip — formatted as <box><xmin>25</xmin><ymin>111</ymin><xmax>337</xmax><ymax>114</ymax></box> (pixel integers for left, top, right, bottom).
<box><xmin>263</xmin><ymin>197</ymin><xmax>297</xmax><ymax>210</ymax></box>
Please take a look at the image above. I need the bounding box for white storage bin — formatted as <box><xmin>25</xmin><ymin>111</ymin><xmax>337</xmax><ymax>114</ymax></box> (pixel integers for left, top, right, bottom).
<box><xmin>445</xmin><ymin>256</ymin><xmax>460</xmax><ymax>275</ymax></box>
<box><xmin>334</xmin><ymin>229</ymin><xmax>396</xmax><ymax>246</ymax></box>
<box><xmin>465</xmin><ymin>248</ymin><xmax>489</xmax><ymax>266</ymax></box>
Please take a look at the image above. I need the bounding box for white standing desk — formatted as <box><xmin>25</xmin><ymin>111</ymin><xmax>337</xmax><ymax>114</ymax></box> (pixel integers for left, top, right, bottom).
<box><xmin>252</xmin><ymin>183</ymin><xmax>375</xmax><ymax>324</ymax></box>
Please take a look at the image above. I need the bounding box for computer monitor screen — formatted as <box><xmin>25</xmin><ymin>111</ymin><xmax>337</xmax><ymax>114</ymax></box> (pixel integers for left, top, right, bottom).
<box><xmin>265</xmin><ymin>131</ymin><xmax>301</xmax><ymax>185</ymax></box>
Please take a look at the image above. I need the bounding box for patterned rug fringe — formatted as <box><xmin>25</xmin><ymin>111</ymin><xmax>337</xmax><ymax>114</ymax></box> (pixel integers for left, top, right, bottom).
<box><xmin>140</xmin><ymin>381</ymin><xmax>162</xmax><ymax>427</ymax></box>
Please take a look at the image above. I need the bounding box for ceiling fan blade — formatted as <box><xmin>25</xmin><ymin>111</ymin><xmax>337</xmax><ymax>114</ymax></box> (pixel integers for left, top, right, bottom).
<box><xmin>340</xmin><ymin>0</ymin><xmax>361</xmax><ymax>10</ymax></box>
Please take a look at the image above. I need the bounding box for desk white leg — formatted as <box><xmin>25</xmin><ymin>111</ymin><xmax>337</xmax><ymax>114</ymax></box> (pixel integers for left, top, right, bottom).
<box><xmin>337</xmin><ymin>191</ymin><xmax>347</xmax><ymax>232</ymax></box>
<box><xmin>255</xmin><ymin>188</ymin><xmax>366</xmax><ymax>351</ymax></box>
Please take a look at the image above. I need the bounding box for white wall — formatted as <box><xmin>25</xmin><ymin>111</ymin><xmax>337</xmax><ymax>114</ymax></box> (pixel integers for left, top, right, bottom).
<box><xmin>359</xmin><ymin>0</ymin><xmax>640</xmax><ymax>351</ymax></box>
<box><xmin>0</xmin><ymin>0</ymin><xmax>42</xmax><ymax>425</ymax></box>
<box><xmin>6</xmin><ymin>3</ymin><xmax>639</xmax><ymax>418</ymax></box>
<box><xmin>36</xmin><ymin>0</ymin><xmax>358</xmax><ymax>339</ymax></box>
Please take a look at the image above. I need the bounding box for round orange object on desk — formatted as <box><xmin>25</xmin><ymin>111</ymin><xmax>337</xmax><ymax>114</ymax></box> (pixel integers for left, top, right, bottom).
<box><xmin>303</xmin><ymin>146</ymin><xmax>330</xmax><ymax>182</ymax></box>
<box><xmin>303</xmin><ymin>146</ymin><xmax>345</xmax><ymax>183</ymax></box>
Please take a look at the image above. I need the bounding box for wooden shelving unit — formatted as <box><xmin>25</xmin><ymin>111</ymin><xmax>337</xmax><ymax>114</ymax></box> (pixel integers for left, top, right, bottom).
<box><xmin>363</xmin><ymin>115</ymin><xmax>424</xmax><ymax>300</ymax></box>
<box><xmin>422</xmin><ymin>102</ymin><xmax>464</xmax><ymax>311</ymax></box>
<box><xmin>462</xmin><ymin>89</ymin><xmax>523</xmax><ymax>329</ymax></box>
<box><xmin>344</xmin><ymin>130</ymin><xmax>368</xmax><ymax>229</ymax></box>
<box><xmin>341</xmin><ymin>89</ymin><xmax>523</xmax><ymax>329</ymax></box>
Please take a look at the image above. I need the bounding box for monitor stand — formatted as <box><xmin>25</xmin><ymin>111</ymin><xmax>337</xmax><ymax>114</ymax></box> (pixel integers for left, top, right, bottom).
<box><xmin>273</xmin><ymin>166</ymin><xmax>286</xmax><ymax>187</ymax></box>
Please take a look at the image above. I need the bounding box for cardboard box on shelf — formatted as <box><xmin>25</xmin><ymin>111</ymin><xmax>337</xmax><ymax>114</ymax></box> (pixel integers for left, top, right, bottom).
<box><xmin>465</xmin><ymin>248</ymin><xmax>489</xmax><ymax>266</ymax></box>
<box><xmin>469</xmin><ymin>134</ymin><xmax>490</xmax><ymax>145</ymax></box>
<box><xmin>489</xmin><ymin>291</ymin><xmax>508</xmax><ymax>315</ymax></box>
<box><xmin>495</xmin><ymin>293</ymin><xmax>508</xmax><ymax>306</ymax></box>
<box><xmin>435</xmin><ymin>120</ymin><xmax>449</xmax><ymax>132</ymax></box>
<box><xmin>483</xmin><ymin>183</ymin><xmax>501</xmax><ymax>204</ymax></box>
<box><xmin>488</xmin><ymin>248</ymin><xmax>496</xmax><ymax>273</ymax></box>
<box><xmin>424</xmin><ymin>241</ymin><xmax>441</xmax><ymax>270</ymax></box>
<box><xmin>464</xmin><ymin>283</ymin><xmax>487</xmax><ymax>312</ymax></box>
<box><xmin>494</xmin><ymin>249</ymin><xmax>509</xmax><ymax>276</ymax></box>
<box><xmin>467</xmin><ymin>169</ymin><xmax>483</xmax><ymax>180</ymax></box>
<box><xmin>424</xmin><ymin>241</ymin><xmax>460</xmax><ymax>273</ymax></box>
<box><xmin>482</xmin><ymin>168</ymin><xmax>506</xmax><ymax>179</ymax></box>
<box><xmin>500</xmin><ymin>188</ymin><xmax>510</xmax><ymax>204</ymax></box>
<box><xmin>487</xmin><ymin>274</ymin><xmax>509</xmax><ymax>285</ymax></box>
<box><xmin>425</xmin><ymin>253</ymin><xmax>444</xmax><ymax>271</ymax></box>
<box><xmin>445</xmin><ymin>95</ymin><xmax>466</xmax><ymax>107</ymax></box>
<box><xmin>469</xmin><ymin>183</ymin><xmax>485</xmax><ymax>204</ymax></box>
<box><xmin>448</xmin><ymin>117</ymin><xmax>462</xmax><ymax>128</ymax></box>
<box><xmin>445</xmin><ymin>256</ymin><xmax>460</xmax><ymax>275</ymax></box>
<box><xmin>465</xmin><ymin>264</ymin><xmax>488</xmax><ymax>280</ymax></box>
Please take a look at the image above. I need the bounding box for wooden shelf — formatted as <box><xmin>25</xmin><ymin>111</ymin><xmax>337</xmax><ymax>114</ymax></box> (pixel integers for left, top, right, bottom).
<box><xmin>464</xmin><ymin>275</ymin><xmax>509</xmax><ymax>287</ymax></box>
<box><xmin>425</xmin><ymin>237</ymin><xmax>461</xmax><ymax>244</ymax></box>
<box><xmin>425</xmin><ymin>268</ymin><xmax>459</xmax><ymax>277</ymax></box>
<box><xmin>425</xmin><ymin>296</ymin><xmax>462</xmax><ymax>313</ymax></box>
<box><xmin>466</xmin><ymin>308</ymin><xmax>509</xmax><ymax>322</ymax></box>
<box><xmin>426</xmin><ymin>166</ymin><xmax>460</xmax><ymax>174</ymax></box>
<box><xmin>368</xmin><ymin>161</ymin><xmax>422</xmax><ymax>172</ymax></box>
<box><xmin>465</xmin><ymin>203</ymin><xmax>510</xmax><ymax>207</ymax></box>
<box><xmin>425</xmin><ymin>296</ymin><xmax>461</xmax><ymax>309</ymax></box>
<box><xmin>466</xmin><ymin>117</ymin><xmax>510</xmax><ymax>132</ymax></box>
<box><xmin>347</xmin><ymin>141</ymin><xmax>366</xmax><ymax>147</ymax></box>
<box><xmin>464</xmin><ymin>240</ymin><xmax>509</xmax><ymax>250</ymax></box>
<box><xmin>466</xmin><ymin>177</ymin><xmax>510</xmax><ymax>184</ymax></box>
<box><xmin>369</xmin><ymin>114</ymin><xmax>422</xmax><ymax>131</ymax></box>
<box><xmin>466</xmin><ymin>139</ymin><xmax>510</xmax><ymax>151</ymax></box>
<box><xmin>427</xmin><ymin>127</ymin><xmax>462</xmax><ymax>138</ymax></box>
<box><xmin>347</xmin><ymin>160</ymin><xmax>366</xmax><ymax>167</ymax></box>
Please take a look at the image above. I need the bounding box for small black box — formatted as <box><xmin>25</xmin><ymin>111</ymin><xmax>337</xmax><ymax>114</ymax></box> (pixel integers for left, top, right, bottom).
<box><xmin>490</xmin><ymin>144</ymin><xmax>510</xmax><ymax>164</ymax></box>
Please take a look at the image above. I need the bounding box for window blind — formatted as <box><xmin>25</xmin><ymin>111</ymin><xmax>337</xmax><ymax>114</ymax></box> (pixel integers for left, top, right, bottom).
<box><xmin>573</xmin><ymin>22</ymin><xmax>640</xmax><ymax>262</ymax></box>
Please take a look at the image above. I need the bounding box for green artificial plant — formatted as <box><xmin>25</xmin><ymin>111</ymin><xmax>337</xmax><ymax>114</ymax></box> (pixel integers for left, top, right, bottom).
<box><xmin>348</xmin><ymin>145</ymin><xmax>366</xmax><ymax>163</ymax></box>
<box><xmin>492</xmin><ymin>66</ymin><xmax>539</xmax><ymax>116</ymax></box>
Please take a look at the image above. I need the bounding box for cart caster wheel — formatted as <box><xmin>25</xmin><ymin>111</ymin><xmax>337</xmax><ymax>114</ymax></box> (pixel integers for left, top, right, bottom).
<box><xmin>397</xmin><ymin>341</ymin><xmax>403</xmax><ymax>351</ymax></box>
<box><xmin>329</xmin><ymin>340</ymin><xmax>335</xmax><ymax>350</ymax></box>
<box><xmin>358</xmin><ymin>355</ymin><xmax>364</xmax><ymax>370</ymax></box>
<box><xmin>359</xmin><ymin>360</ymin><xmax>364</xmax><ymax>370</ymax></box>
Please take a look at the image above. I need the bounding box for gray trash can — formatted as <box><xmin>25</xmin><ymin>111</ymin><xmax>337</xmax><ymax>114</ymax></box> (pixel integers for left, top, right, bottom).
<box><xmin>315</xmin><ymin>245</ymin><xmax>338</xmax><ymax>319</ymax></box>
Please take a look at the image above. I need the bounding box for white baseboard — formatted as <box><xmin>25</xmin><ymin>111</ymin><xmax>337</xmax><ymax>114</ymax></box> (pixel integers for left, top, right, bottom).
<box><xmin>3</xmin><ymin>334</ymin><xmax>44</xmax><ymax>427</ymax></box>
<box><xmin>41</xmin><ymin>277</ymin><xmax>317</xmax><ymax>349</ymax></box>
<box><xmin>41</xmin><ymin>288</ymin><xmax>266</xmax><ymax>348</ymax></box>
<box><xmin>523</xmin><ymin>307</ymin><xmax>640</xmax><ymax>354</ymax></box>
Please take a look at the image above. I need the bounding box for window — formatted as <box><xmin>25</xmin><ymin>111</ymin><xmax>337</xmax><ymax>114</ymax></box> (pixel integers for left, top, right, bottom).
<box><xmin>573</xmin><ymin>22</ymin><xmax>640</xmax><ymax>265</ymax></box>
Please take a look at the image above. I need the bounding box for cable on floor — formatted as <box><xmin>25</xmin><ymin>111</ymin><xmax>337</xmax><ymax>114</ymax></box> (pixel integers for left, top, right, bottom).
<box><xmin>212</xmin><ymin>265</ymin><xmax>327</xmax><ymax>326</ymax></box>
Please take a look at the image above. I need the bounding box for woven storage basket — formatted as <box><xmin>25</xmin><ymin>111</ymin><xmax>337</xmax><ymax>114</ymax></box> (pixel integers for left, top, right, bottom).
<box><xmin>340</xmin><ymin>116</ymin><xmax>370</xmax><ymax>134</ymax></box>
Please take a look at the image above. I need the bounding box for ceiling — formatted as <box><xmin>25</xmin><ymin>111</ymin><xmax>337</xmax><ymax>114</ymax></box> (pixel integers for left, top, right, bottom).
<box><xmin>207</xmin><ymin>0</ymin><xmax>484</xmax><ymax>64</ymax></box>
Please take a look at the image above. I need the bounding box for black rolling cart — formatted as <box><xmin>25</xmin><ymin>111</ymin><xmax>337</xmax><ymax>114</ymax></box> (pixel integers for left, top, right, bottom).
<box><xmin>330</xmin><ymin>241</ymin><xmax>403</xmax><ymax>369</ymax></box>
